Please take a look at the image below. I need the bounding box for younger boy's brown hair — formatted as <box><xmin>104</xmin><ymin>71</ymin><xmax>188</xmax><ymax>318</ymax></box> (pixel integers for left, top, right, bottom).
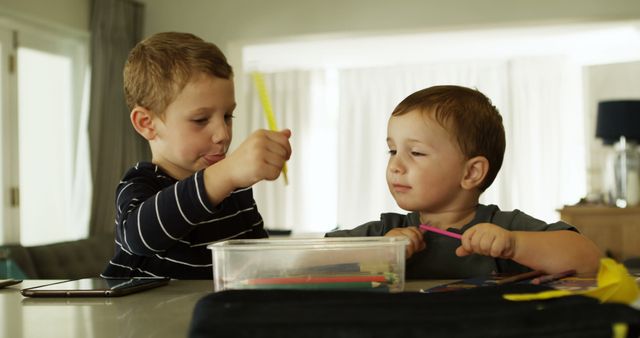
<box><xmin>391</xmin><ymin>85</ymin><xmax>505</xmax><ymax>192</ymax></box>
<box><xmin>123</xmin><ymin>32</ymin><xmax>233</xmax><ymax>117</ymax></box>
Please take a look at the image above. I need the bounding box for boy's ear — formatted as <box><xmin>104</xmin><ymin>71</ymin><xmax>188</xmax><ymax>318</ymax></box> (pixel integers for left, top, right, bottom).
<box><xmin>461</xmin><ymin>156</ymin><xmax>489</xmax><ymax>190</ymax></box>
<box><xmin>130</xmin><ymin>106</ymin><xmax>157</xmax><ymax>140</ymax></box>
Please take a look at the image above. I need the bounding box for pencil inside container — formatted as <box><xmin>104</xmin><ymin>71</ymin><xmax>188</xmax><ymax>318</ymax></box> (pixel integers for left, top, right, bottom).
<box><xmin>209</xmin><ymin>237</ymin><xmax>408</xmax><ymax>292</ymax></box>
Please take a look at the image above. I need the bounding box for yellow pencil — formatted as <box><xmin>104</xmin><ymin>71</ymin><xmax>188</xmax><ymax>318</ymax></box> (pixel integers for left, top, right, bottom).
<box><xmin>250</xmin><ymin>71</ymin><xmax>289</xmax><ymax>185</ymax></box>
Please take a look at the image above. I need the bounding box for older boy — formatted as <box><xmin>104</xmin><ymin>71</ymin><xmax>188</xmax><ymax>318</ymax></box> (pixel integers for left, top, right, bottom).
<box><xmin>102</xmin><ymin>32</ymin><xmax>291</xmax><ymax>279</ymax></box>
<box><xmin>327</xmin><ymin>85</ymin><xmax>601</xmax><ymax>279</ymax></box>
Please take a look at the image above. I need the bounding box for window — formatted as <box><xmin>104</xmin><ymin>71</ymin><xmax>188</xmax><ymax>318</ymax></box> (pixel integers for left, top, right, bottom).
<box><xmin>0</xmin><ymin>19</ymin><xmax>90</xmax><ymax>245</ymax></box>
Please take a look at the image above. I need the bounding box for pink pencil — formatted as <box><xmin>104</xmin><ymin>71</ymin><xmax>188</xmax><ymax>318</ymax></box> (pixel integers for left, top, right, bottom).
<box><xmin>419</xmin><ymin>224</ymin><xmax>462</xmax><ymax>240</ymax></box>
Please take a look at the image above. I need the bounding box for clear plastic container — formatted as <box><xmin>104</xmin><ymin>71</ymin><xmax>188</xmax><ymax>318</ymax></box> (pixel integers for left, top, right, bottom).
<box><xmin>208</xmin><ymin>237</ymin><xmax>408</xmax><ymax>292</ymax></box>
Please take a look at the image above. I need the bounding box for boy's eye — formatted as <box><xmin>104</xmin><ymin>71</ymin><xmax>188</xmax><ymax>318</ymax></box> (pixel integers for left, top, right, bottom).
<box><xmin>388</xmin><ymin>150</ymin><xmax>397</xmax><ymax>156</ymax></box>
<box><xmin>411</xmin><ymin>151</ymin><xmax>425</xmax><ymax>156</ymax></box>
<box><xmin>192</xmin><ymin>118</ymin><xmax>208</xmax><ymax>125</ymax></box>
<box><xmin>224</xmin><ymin>114</ymin><xmax>235</xmax><ymax>122</ymax></box>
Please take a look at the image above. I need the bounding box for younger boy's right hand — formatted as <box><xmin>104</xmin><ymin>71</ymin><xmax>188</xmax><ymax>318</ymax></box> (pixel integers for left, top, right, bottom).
<box><xmin>385</xmin><ymin>227</ymin><xmax>426</xmax><ymax>258</ymax></box>
<box><xmin>225</xmin><ymin>129</ymin><xmax>292</xmax><ymax>188</ymax></box>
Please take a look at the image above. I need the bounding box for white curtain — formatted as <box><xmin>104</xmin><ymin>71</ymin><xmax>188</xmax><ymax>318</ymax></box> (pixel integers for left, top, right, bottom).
<box><xmin>70</xmin><ymin>69</ymin><xmax>93</xmax><ymax>239</ymax></box>
<box><xmin>246</xmin><ymin>70</ymin><xmax>338</xmax><ymax>233</ymax></box>
<box><xmin>336</xmin><ymin>61</ymin><xmax>510</xmax><ymax>228</ymax></box>
<box><xmin>246</xmin><ymin>56</ymin><xmax>586</xmax><ymax>233</ymax></box>
<box><xmin>505</xmin><ymin>57</ymin><xmax>586</xmax><ymax>219</ymax></box>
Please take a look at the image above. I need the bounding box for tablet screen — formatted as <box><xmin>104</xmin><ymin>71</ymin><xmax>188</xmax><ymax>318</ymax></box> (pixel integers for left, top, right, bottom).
<box><xmin>21</xmin><ymin>277</ymin><xmax>170</xmax><ymax>297</ymax></box>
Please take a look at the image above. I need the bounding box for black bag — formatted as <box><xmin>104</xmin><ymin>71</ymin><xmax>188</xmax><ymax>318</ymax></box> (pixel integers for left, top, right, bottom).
<box><xmin>188</xmin><ymin>284</ymin><xmax>640</xmax><ymax>338</ymax></box>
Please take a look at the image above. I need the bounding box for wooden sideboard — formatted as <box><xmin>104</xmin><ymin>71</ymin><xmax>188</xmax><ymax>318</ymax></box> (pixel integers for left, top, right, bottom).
<box><xmin>558</xmin><ymin>205</ymin><xmax>640</xmax><ymax>261</ymax></box>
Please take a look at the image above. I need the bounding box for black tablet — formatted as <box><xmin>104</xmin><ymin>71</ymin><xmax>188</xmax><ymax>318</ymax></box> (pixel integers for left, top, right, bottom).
<box><xmin>0</xmin><ymin>279</ymin><xmax>22</xmax><ymax>288</ymax></box>
<box><xmin>21</xmin><ymin>277</ymin><xmax>170</xmax><ymax>297</ymax></box>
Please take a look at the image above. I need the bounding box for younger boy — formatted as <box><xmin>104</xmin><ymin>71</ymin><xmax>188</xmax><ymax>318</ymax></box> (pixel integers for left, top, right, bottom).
<box><xmin>102</xmin><ymin>32</ymin><xmax>291</xmax><ymax>279</ymax></box>
<box><xmin>327</xmin><ymin>85</ymin><xmax>601</xmax><ymax>279</ymax></box>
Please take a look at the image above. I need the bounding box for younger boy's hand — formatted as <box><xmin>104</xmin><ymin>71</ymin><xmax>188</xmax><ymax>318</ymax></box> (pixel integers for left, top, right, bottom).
<box><xmin>455</xmin><ymin>223</ymin><xmax>516</xmax><ymax>259</ymax></box>
<box><xmin>226</xmin><ymin>129</ymin><xmax>292</xmax><ymax>188</ymax></box>
<box><xmin>385</xmin><ymin>227</ymin><xmax>426</xmax><ymax>258</ymax></box>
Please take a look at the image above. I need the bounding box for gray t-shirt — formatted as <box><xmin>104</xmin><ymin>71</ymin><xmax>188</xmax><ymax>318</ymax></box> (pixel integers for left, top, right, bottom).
<box><xmin>326</xmin><ymin>204</ymin><xmax>576</xmax><ymax>279</ymax></box>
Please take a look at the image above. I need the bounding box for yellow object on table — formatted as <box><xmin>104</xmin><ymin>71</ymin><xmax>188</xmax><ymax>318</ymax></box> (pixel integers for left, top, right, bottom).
<box><xmin>504</xmin><ymin>258</ymin><xmax>639</xmax><ymax>304</ymax></box>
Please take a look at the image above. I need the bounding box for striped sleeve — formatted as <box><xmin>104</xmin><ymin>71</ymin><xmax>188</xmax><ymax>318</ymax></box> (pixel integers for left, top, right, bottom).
<box><xmin>116</xmin><ymin>168</ymin><xmax>220</xmax><ymax>256</ymax></box>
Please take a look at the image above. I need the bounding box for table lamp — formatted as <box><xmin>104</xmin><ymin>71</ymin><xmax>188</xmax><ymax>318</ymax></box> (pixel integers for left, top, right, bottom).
<box><xmin>595</xmin><ymin>100</ymin><xmax>640</xmax><ymax>207</ymax></box>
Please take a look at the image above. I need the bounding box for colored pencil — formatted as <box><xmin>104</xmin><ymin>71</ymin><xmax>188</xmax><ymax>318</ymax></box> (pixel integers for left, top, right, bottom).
<box><xmin>419</xmin><ymin>224</ymin><xmax>462</xmax><ymax>240</ymax></box>
<box><xmin>530</xmin><ymin>269</ymin><xmax>576</xmax><ymax>285</ymax></box>
<box><xmin>284</xmin><ymin>262</ymin><xmax>392</xmax><ymax>275</ymax></box>
<box><xmin>250</xmin><ymin>71</ymin><xmax>289</xmax><ymax>185</ymax></box>
<box><xmin>287</xmin><ymin>262</ymin><xmax>361</xmax><ymax>274</ymax></box>
<box><xmin>492</xmin><ymin>270</ymin><xmax>545</xmax><ymax>285</ymax></box>
<box><xmin>244</xmin><ymin>281</ymin><xmax>386</xmax><ymax>290</ymax></box>
<box><xmin>245</xmin><ymin>274</ymin><xmax>390</xmax><ymax>285</ymax></box>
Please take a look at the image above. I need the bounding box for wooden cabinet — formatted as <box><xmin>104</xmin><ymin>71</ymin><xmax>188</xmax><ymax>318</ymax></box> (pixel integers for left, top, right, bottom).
<box><xmin>558</xmin><ymin>206</ymin><xmax>640</xmax><ymax>261</ymax></box>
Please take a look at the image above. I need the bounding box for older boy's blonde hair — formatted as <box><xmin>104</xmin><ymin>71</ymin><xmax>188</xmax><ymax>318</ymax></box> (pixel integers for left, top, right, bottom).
<box><xmin>123</xmin><ymin>32</ymin><xmax>233</xmax><ymax>116</ymax></box>
<box><xmin>391</xmin><ymin>85</ymin><xmax>505</xmax><ymax>192</ymax></box>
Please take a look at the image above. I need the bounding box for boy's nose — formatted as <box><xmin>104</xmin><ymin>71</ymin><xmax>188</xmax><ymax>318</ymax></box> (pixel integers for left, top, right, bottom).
<box><xmin>210</xmin><ymin>126</ymin><xmax>231</xmax><ymax>144</ymax></box>
<box><xmin>388</xmin><ymin>156</ymin><xmax>405</xmax><ymax>174</ymax></box>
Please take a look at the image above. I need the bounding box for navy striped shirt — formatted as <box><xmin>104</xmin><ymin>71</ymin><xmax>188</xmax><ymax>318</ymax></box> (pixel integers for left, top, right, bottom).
<box><xmin>102</xmin><ymin>162</ymin><xmax>267</xmax><ymax>279</ymax></box>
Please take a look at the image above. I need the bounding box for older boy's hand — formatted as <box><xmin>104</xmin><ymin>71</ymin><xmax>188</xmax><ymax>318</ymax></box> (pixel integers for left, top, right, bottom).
<box><xmin>226</xmin><ymin>129</ymin><xmax>292</xmax><ymax>188</ymax></box>
<box><xmin>455</xmin><ymin>223</ymin><xmax>516</xmax><ymax>259</ymax></box>
<box><xmin>385</xmin><ymin>227</ymin><xmax>426</xmax><ymax>258</ymax></box>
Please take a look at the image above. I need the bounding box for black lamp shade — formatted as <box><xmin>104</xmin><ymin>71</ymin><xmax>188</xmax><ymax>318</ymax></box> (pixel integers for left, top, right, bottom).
<box><xmin>595</xmin><ymin>100</ymin><xmax>640</xmax><ymax>145</ymax></box>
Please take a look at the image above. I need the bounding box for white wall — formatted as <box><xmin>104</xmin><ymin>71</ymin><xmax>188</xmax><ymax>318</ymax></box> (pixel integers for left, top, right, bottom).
<box><xmin>0</xmin><ymin>0</ymin><xmax>88</xmax><ymax>32</ymax></box>
<box><xmin>138</xmin><ymin>0</ymin><xmax>640</xmax><ymax>49</ymax></box>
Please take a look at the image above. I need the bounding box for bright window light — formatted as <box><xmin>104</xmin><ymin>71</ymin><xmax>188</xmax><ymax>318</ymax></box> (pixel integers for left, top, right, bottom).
<box><xmin>18</xmin><ymin>47</ymin><xmax>74</xmax><ymax>245</ymax></box>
